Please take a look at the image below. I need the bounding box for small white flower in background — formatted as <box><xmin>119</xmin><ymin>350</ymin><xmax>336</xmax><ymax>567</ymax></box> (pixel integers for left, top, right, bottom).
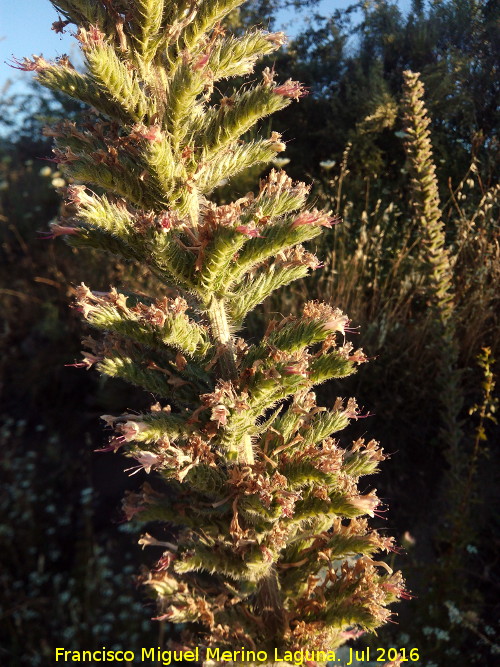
<box><xmin>402</xmin><ymin>530</ymin><xmax>416</xmax><ymax>548</ymax></box>
<box><xmin>272</xmin><ymin>157</ymin><xmax>290</xmax><ymax>169</ymax></box>
<box><xmin>422</xmin><ymin>626</ymin><xmax>450</xmax><ymax>641</ymax></box>
<box><xmin>39</xmin><ymin>166</ymin><xmax>52</xmax><ymax>177</ymax></box>
<box><xmin>445</xmin><ymin>601</ymin><xmax>462</xmax><ymax>624</ymax></box>
<box><xmin>319</xmin><ymin>159</ymin><xmax>336</xmax><ymax>170</ymax></box>
<box><xmin>51</xmin><ymin>177</ymin><xmax>66</xmax><ymax>188</ymax></box>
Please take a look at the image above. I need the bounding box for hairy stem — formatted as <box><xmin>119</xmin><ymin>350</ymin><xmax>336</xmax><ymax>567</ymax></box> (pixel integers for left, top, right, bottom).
<box><xmin>207</xmin><ymin>295</ymin><xmax>238</xmax><ymax>383</ymax></box>
<box><xmin>207</xmin><ymin>296</ymin><xmax>255</xmax><ymax>464</ymax></box>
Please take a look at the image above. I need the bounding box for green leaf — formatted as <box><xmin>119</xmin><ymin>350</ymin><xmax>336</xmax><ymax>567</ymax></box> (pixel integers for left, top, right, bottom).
<box><xmin>208</xmin><ymin>31</ymin><xmax>282</xmax><ymax>82</ymax></box>
<box><xmin>228</xmin><ymin>263</ymin><xmax>310</xmax><ymax>326</ymax></box>
<box><xmin>50</xmin><ymin>0</ymin><xmax>109</xmax><ymax>28</ymax></box>
<box><xmin>181</xmin><ymin>0</ymin><xmax>244</xmax><ymax>51</ymax></box>
<box><xmin>228</xmin><ymin>219</ymin><xmax>322</xmax><ymax>285</ymax></box>
<box><xmin>166</xmin><ymin>62</ymin><xmax>207</xmax><ymax>147</ymax></box>
<box><xmin>84</xmin><ymin>298</ymin><xmax>211</xmax><ymax>360</ymax></box>
<box><xmin>199</xmin><ymin>85</ymin><xmax>289</xmax><ymax>159</ymax></box>
<box><xmin>37</xmin><ymin>65</ymin><xmax>134</xmax><ymax>124</ymax></box>
<box><xmin>198</xmin><ymin>228</ymin><xmax>247</xmax><ymax>294</ymax></box>
<box><xmin>132</xmin><ymin>0</ymin><xmax>165</xmax><ymax>62</ymax></box>
<box><xmin>267</xmin><ymin>319</ymin><xmax>330</xmax><ymax>354</ymax></box>
<box><xmin>87</xmin><ymin>44</ymin><xmax>151</xmax><ymax>122</ymax></box>
<box><xmin>308</xmin><ymin>353</ymin><xmax>356</xmax><ymax>384</ymax></box>
<box><xmin>197</xmin><ymin>139</ymin><xmax>278</xmax><ymax>194</ymax></box>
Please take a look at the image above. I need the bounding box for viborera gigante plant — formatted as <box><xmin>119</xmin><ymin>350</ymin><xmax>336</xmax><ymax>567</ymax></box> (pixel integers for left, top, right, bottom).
<box><xmin>18</xmin><ymin>0</ymin><xmax>408</xmax><ymax>662</ymax></box>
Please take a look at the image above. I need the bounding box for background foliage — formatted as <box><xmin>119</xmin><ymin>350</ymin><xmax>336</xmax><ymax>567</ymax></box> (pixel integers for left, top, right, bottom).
<box><xmin>1</xmin><ymin>0</ymin><xmax>498</xmax><ymax>665</ymax></box>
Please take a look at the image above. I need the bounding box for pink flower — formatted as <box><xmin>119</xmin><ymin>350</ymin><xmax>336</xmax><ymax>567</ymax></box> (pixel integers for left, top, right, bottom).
<box><xmin>341</xmin><ymin>398</ymin><xmax>373</xmax><ymax>421</ymax></box>
<box><xmin>340</xmin><ymin>628</ymin><xmax>366</xmax><ymax>640</ymax></box>
<box><xmin>65</xmin><ymin>352</ymin><xmax>101</xmax><ymax>370</ymax></box>
<box><xmin>9</xmin><ymin>55</ymin><xmax>49</xmax><ymax>72</ymax></box>
<box><xmin>210</xmin><ymin>404</ymin><xmax>230</xmax><ymax>428</ymax></box>
<box><xmin>283</xmin><ymin>364</ymin><xmax>309</xmax><ymax>378</ymax></box>
<box><xmin>116</xmin><ymin>419</ymin><xmax>147</xmax><ymax>442</ymax></box>
<box><xmin>235</xmin><ymin>225</ymin><xmax>263</xmax><ymax>238</ymax></box>
<box><xmin>350</xmin><ymin>491</ymin><xmax>384</xmax><ymax>518</ymax></box>
<box><xmin>143</xmin><ymin>126</ymin><xmax>163</xmax><ymax>143</ymax></box>
<box><xmin>348</xmin><ymin>349</ymin><xmax>368</xmax><ymax>364</ymax></box>
<box><xmin>273</xmin><ymin>79</ymin><xmax>308</xmax><ymax>100</ymax></box>
<box><xmin>266</xmin><ymin>32</ymin><xmax>287</xmax><ymax>48</ymax></box>
<box><xmin>193</xmin><ymin>53</ymin><xmax>210</xmax><ymax>70</ymax></box>
<box><xmin>154</xmin><ymin>551</ymin><xmax>177</xmax><ymax>570</ymax></box>
<box><xmin>292</xmin><ymin>210</ymin><xmax>339</xmax><ymax>229</ymax></box>
<box><xmin>131</xmin><ymin>123</ymin><xmax>163</xmax><ymax>143</ymax></box>
<box><xmin>87</xmin><ymin>25</ymin><xmax>104</xmax><ymax>43</ymax></box>
<box><xmin>157</xmin><ymin>212</ymin><xmax>177</xmax><ymax>232</ymax></box>
<box><xmin>382</xmin><ymin>574</ymin><xmax>413</xmax><ymax>600</ymax></box>
<box><xmin>323</xmin><ymin>309</ymin><xmax>350</xmax><ymax>335</ymax></box>
<box><xmin>76</xmin><ymin>25</ymin><xmax>105</xmax><ymax>47</ymax></box>
<box><xmin>126</xmin><ymin>450</ymin><xmax>161</xmax><ymax>475</ymax></box>
<box><xmin>66</xmin><ymin>185</ymin><xmax>93</xmax><ymax>206</ymax></box>
<box><xmin>39</xmin><ymin>223</ymin><xmax>79</xmax><ymax>240</ymax></box>
<box><xmin>94</xmin><ymin>438</ymin><xmax>125</xmax><ymax>453</ymax></box>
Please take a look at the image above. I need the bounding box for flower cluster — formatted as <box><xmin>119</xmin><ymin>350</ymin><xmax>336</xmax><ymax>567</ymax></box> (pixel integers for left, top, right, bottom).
<box><xmin>34</xmin><ymin>0</ymin><xmax>405</xmax><ymax>660</ymax></box>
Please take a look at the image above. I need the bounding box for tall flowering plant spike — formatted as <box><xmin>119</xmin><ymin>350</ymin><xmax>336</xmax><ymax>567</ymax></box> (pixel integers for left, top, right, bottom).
<box><xmin>31</xmin><ymin>0</ymin><xmax>405</xmax><ymax>659</ymax></box>
<box><xmin>401</xmin><ymin>70</ymin><xmax>454</xmax><ymax>326</ymax></box>
<box><xmin>401</xmin><ymin>70</ymin><xmax>462</xmax><ymax>455</ymax></box>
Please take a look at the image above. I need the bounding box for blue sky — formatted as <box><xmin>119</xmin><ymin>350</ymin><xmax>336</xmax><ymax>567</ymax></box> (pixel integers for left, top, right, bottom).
<box><xmin>0</xmin><ymin>0</ymin><xmax>412</xmax><ymax>92</ymax></box>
